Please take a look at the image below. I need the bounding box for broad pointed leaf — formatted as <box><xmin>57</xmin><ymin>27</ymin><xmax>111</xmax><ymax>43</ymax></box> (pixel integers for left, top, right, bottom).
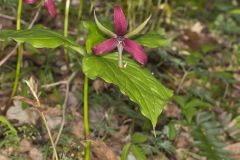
<box><xmin>82</xmin><ymin>53</ymin><xmax>173</xmax><ymax>129</ymax></box>
<box><xmin>135</xmin><ymin>32</ymin><xmax>170</xmax><ymax>48</ymax></box>
<box><xmin>0</xmin><ymin>27</ymin><xmax>84</xmax><ymax>55</ymax></box>
<box><xmin>121</xmin><ymin>143</ymin><xmax>131</xmax><ymax>160</ymax></box>
<box><xmin>131</xmin><ymin>145</ymin><xmax>147</xmax><ymax>160</ymax></box>
<box><xmin>125</xmin><ymin>15</ymin><xmax>151</xmax><ymax>38</ymax></box>
<box><xmin>81</xmin><ymin>21</ymin><xmax>106</xmax><ymax>54</ymax></box>
<box><xmin>94</xmin><ymin>10</ymin><xmax>116</xmax><ymax>37</ymax></box>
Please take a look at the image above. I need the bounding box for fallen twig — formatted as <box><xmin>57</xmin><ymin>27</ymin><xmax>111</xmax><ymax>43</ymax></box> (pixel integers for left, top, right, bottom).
<box><xmin>0</xmin><ymin>13</ymin><xmax>28</xmax><ymax>25</ymax></box>
<box><xmin>54</xmin><ymin>71</ymin><xmax>77</xmax><ymax>145</ymax></box>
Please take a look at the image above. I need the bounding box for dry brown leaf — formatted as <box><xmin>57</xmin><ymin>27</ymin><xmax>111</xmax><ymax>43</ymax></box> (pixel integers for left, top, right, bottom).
<box><xmin>72</xmin><ymin>76</ymin><xmax>84</xmax><ymax>92</ymax></box>
<box><xmin>0</xmin><ymin>148</ymin><xmax>14</xmax><ymax>158</ymax></box>
<box><xmin>110</xmin><ymin>125</ymin><xmax>130</xmax><ymax>150</ymax></box>
<box><xmin>43</xmin><ymin>107</ymin><xmax>62</xmax><ymax>130</ymax></box>
<box><xmin>175</xmin><ymin>132</ymin><xmax>192</xmax><ymax>148</ymax></box>
<box><xmin>225</xmin><ymin>143</ymin><xmax>240</xmax><ymax>160</ymax></box>
<box><xmin>17</xmin><ymin>139</ymin><xmax>32</xmax><ymax>153</ymax></box>
<box><xmin>93</xmin><ymin>79</ymin><xmax>108</xmax><ymax>94</ymax></box>
<box><xmin>44</xmin><ymin>107</ymin><xmax>62</xmax><ymax>116</ymax></box>
<box><xmin>67</xmin><ymin>92</ymin><xmax>79</xmax><ymax>107</ymax></box>
<box><xmin>112</xmin><ymin>125</ymin><xmax>129</xmax><ymax>139</ymax></box>
<box><xmin>151</xmin><ymin>152</ymin><xmax>169</xmax><ymax>160</ymax></box>
<box><xmin>69</xmin><ymin>106</ymin><xmax>82</xmax><ymax>118</ymax></box>
<box><xmin>164</xmin><ymin>102</ymin><xmax>181</xmax><ymax>118</ymax></box>
<box><xmin>0</xmin><ymin>154</ymin><xmax>9</xmax><ymax>160</ymax></box>
<box><xmin>181</xmin><ymin>30</ymin><xmax>217</xmax><ymax>51</ymax></box>
<box><xmin>91</xmin><ymin>139</ymin><xmax>119</xmax><ymax>160</ymax></box>
<box><xmin>13</xmin><ymin>96</ymin><xmax>39</xmax><ymax>107</ymax></box>
<box><xmin>190</xmin><ymin>22</ymin><xmax>204</xmax><ymax>33</ymax></box>
<box><xmin>29</xmin><ymin>148</ymin><xmax>43</xmax><ymax>160</ymax></box>
<box><xmin>45</xmin><ymin>115</ymin><xmax>62</xmax><ymax>130</ymax></box>
<box><xmin>0</xmin><ymin>18</ymin><xmax>13</xmax><ymax>30</ymax></box>
<box><xmin>71</xmin><ymin>120</ymin><xmax>85</xmax><ymax>139</ymax></box>
<box><xmin>6</xmin><ymin>100</ymin><xmax>39</xmax><ymax>125</ymax></box>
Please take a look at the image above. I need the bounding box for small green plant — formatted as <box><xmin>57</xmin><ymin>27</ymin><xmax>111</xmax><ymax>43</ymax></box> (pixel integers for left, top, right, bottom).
<box><xmin>0</xmin><ymin>115</ymin><xmax>19</xmax><ymax>148</ymax></box>
<box><xmin>191</xmin><ymin>112</ymin><xmax>231</xmax><ymax>160</ymax></box>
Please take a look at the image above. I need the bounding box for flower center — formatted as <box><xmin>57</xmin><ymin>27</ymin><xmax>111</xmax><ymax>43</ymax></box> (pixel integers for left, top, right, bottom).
<box><xmin>116</xmin><ymin>36</ymin><xmax>124</xmax><ymax>45</ymax></box>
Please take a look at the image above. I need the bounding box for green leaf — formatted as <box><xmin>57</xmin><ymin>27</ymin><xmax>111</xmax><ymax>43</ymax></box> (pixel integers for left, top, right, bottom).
<box><xmin>131</xmin><ymin>132</ymin><xmax>148</xmax><ymax>144</ymax></box>
<box><xmin>236</xmin><ymin>116</ymin><xmax>240</xmax><ymax>128</ymax></box>
<box><xmin>0</xmin><ymin>115</ymin><xmax>19</xmax><ymax>148</ymax></box>
<box><xmin>83</xmin><ymin>53</ymin><xmax>173</xmax><ymax>129</ymax></box>
<box><xmin>165</xmin><ymin>122</ymin><xmax>176</xmax><ymax>140</ymax></box>
<box><xmin>185</xmin><ymin>99</ymin><xmax>212</xmax><ymax>109</ymax></box>
<box><xmin>135</xmin><ymin>32</ymin><xmax>170</xmax><ymax>48</ymax></box>
<box><xmin>183</xmin><ymin>107</ymin><xmax>196</xmax><ymax>123</ymax></box>
<box><xmin>184</xmin><ymin>99</ymin><xmax>211</xmax><ymax>123</ymax></box>
<box><xmin>186</xmin><ymin>52</ymin><xmax>202</xmax><ymax>66</ymax></box>
<box><xmin>0</xmin><ymin>116</ymin><xmax>18</xmax><ymax>136</ymax></box>
<box><xmin>121</xmin><ymin>143</ymin><xmax>131</xmax><ymax>160</ymax></box>
<box><xmin>229</xmin><ymin>8</ymin><xmax>240</xmax><ymax>15</ymax></box>
<box><xmin>0</xmin><ymin>27</ymin><xmax>84</xmax><ymax>55</ymax></box>
<box><xmin>131</xmin><ymin>145</ymin><xmax>147</xmax><ymax>160</ymax></box>
<box><xmin>94</xmin><ymin>10</ymin><xmax>116</xmax><ymax>37</ymax></box>
<box><xmin>81</xmin><ymin>21</ymin><xmax>106</xmax><ymax>54</ymax></box>
<box><xmin>125</xmin><ymin>15</ymin><xmax>151</xmax><ymax>38</ymax></box>
<box><xmin>172</xmin><ymin>95</ymin><xmax>186</xmax><ymax>108</ymax></box>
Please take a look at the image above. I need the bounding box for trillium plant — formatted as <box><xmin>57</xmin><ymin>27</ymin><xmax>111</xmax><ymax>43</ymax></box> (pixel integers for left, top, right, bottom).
<box><xmin>93</xmin><ymin>5</ymin><xmax>151</xmax><ymax>67</ymax></box>
<box><xmin>0</xmin><ymin>1</ymin><xmax>173</xmax><ymax>160</ymax></box>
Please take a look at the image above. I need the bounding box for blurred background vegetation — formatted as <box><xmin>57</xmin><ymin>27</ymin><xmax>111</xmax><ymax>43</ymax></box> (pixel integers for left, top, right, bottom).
<box><xmin>0</xmin><ymin>0</ymin><xmax>240</xmax><ymax>159</ymax></box>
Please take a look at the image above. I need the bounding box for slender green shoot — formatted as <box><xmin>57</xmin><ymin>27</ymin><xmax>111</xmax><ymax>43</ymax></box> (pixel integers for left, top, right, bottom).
<box><xmin>78</xmin><ymin>0</ymin><xmax>84</xmax><ymax>19</ymax></box>
<box><xmin>11</xmin><ymin>0</ymin><xmax>23</xmax><ymax>97</ymax></box>
<box><xmin>64</xmin><ymin>0</ymin><xmax>70</xmax><ymax>63</ymax></box>
<box><xmin>84</xmin><ymin>75</ymin><xmax>90</xmax><ymax>160</ymax></box>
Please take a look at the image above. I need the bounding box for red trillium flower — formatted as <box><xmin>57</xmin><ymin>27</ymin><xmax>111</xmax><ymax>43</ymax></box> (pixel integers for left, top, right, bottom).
<box><xmin>24</xmin><ymin>0</ymin><xmax>57</xmax><ymax>17</ymax></box>
<box><xmin>93</xmin><ymin>5</ymin><xmax>151</xmax><ymax>67</ymax></box>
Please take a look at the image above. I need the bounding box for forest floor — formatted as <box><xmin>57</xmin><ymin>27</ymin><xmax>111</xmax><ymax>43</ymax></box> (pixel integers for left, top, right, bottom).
<box><xmin>0</xmin><ymin>0</ymin><xmax>240</xmax><ymax>160</ymax></box>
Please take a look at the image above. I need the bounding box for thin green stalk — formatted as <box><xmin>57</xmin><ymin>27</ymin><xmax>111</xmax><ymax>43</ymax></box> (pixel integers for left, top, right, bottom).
<box><xmin>16</xmin><ymin>0</ymin><xmax>22</xmax><ymax>30</ymax></box>
<box><xmin>64</xmin><ymin>0</ymin><xmax>70</xmax><ymax>63</ymax></box>
<box><xmin>84</xmin><ymin>75</ymin><xmax>90</xmax><ymax>160</ymax></box>
<box><xmin>85</xmin><ymin>141</ymin><xmax>91</xmax><ymax>160</ymax></box>
<box><xmin>11</xmin><ymin>0</ymin><xmax>23</xmax><ymax>97</ymax></box>
<box><xmin>64</xmin><ymin>0</ymin><xmax>70</xmax><ymax>37</ymax></box>
<box><xmin>80</xmin><ymin>0</ymin><xmax>90</xmax><ymax>158</ymax></box>
<box><xmin>78</xmin><ymin>0</ymin><xmax>83</xmax><ymax>19</ymax></box>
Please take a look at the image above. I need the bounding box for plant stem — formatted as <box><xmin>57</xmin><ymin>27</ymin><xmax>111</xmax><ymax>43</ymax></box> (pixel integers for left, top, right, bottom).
<box><xmin>11</xmin><ymin>0</ymin><xmax>23</xmax><ymax>97</ymax></box>
<box><xmin>83</xmin><ymin>75</ymin><xmax>90</xmax><ymax>160</ymax></box>
<box><xmin>64</xmin><ymin>0</ymin><xmax>70</xmax><ymax>37</ymax></box>
<box><xmin>85</xmin><ymin>141</ymin><xmax>91</xmax><ymax>160</ymax></box>
<box><xmin>81</xmin><ymin>0</ymin><xmax>90</xmax><ymax>158</ymax></box>
<box><xmin>117</xmin><ymin>43</ymin><xmax>123</xmax><ymax>68</ymax></box>
<box><xmin>16</xmin><ymin>0</ymin><xmax>22</xmax><ymax>30</ymax></box>
<box><xmin>64</xmin><ymin>0</ymin><xmax>70</xmax><ymax>63</ymax></box>
<box><xmin>78</xmin><ymin>0</ymin><xmax>84</xmax><ymax>19</ymax></box>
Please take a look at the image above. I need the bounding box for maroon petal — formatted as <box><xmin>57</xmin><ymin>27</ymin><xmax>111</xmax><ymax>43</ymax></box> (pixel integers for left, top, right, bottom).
<box><xmin>93</xmin><ymin>38</ymin><xmax>117</xmax><ymax>55</ymax></box>
<box><xmin>123</xmin><ymin>39</ymin><xmax>148</xmax><ymax>65</ymax></box>
<box><xmin>114</xmin><ymin>5</ymin><xmax>127</xmax><ymax>36</ymax></box>
<box><xmin>44</xmin><ymin>0</ymin><xmax>57</xmax><ymax>17</ymax></box>
<box><xmin>24</xmin><ymin>0</ymin><xmax>38</xmax><ymax>4</ymax></box>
